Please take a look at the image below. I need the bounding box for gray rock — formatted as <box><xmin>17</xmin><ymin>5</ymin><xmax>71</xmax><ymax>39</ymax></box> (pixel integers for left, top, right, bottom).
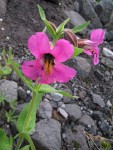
<box><xmin>11</xmin><ymin>71</ymin><xmax>19</xmax><ymax>82</ymax></box>
<box><xmin>64</xmin><ymin>125</ymin><xmax>89</xmax><ymax>150</ymax></box>
<box><xmin>78</xmin><ymin>90</ymin><xmax>87</xmax><ymax>100</ymax></box>
<box><xmin>0</xmin><ymin>80</ymin><xmax>18</xmax><ymax>103</ymax></box>
<box><xmin>93</xmin><ymin>111</ymin><xmax>103</xmax><ymax>121</ymax></box>
<box><xmin>92</xmin><ymin>93</ymin><xmax>105</xmax><ymax>108</ymax></box>
<box><xmin>15</xmin><ymin>103</ymin><xmax>27</xmax><ymax>115</ymax></box>
<box><xmin>105</xmin><ymin>10</ymin><xmax>113</xmax><ymax>30</ymax></box>
<box><xmin>74</xmin><ymin>57</ymin><xmax>91</xmax><ymax>79</ymax></box>
<box><xmin>18</xmin><ymin>87</ymin><xmax>27</xmax><ymax>100</ymax></box>
<box><xmin>51</xmin><ymin>92</ymin><xmax>63</xmax><ymax>102</ymax></box>
<box><xmin>74</xmin><ymin>2</ymin><xmax>79</xmax><ymax>12</ymax></box>
<box><xmin>103</xmin><ymin>47</ymin><xmax>113</xmax><ymax>59</ymax></box>
<box><xmin>65</xmin><ymin>104</ymin><xmax>82</xmax><ymax>121</ymax></box>
<box><xmin>95</xmin><ymin>0</ymin><xmax>113</xmax><ymax>24</ymax></box>
<box><xmin>106</xmin><ymin>31</ymin><xmax>113</xmax><ymax>41</ymax></box>
<box><xmin>77</xmin><ymin>0</ymin><xmax>102</xmax><ymax>28</ymax></box>
<box><xmin>63</xmin><ymin>88</ymin><xmax>72</xmax><ymax>104</ymax></box>
<box><xmin>101</xmin><ymin>57</ymin><xmax>113</xmax><ymax>69</ymax></box>
<box><xmin>78</xmin><ymin>115</ymin><xmax>95</xmax><ymax>127</ymax></box>
<box><xmin>64</xmin><ymin>10</ymin><xmax>86</xmax><ymax>27</ymax></box>
<box><xmin>37</xmin><ymin>99</ymin><xmax>52</xmax><ymax>119</ymax></box>
<box><xmin>100</xmin><ymin>121</ymin><xmax>110</xmax><ymax>135</ymax></box>
<box><xmin>32</xmin><ymin>119</ymin><xmax>61</xmax><ymax>150</ymax></box>
<box><xmin>0</xmin><ymin>0</ymin><xmax>7</xmax><ymax>17</ymax></box>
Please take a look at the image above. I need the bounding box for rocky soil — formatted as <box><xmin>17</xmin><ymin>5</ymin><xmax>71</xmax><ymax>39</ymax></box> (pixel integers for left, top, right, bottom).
<box><xmin>0</xmin><ymin>0</ymin><xmax>113</xmax><ymax>150</ymax></box>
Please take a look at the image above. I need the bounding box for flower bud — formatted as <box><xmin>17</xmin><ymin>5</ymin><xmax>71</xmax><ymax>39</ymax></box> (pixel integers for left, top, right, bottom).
<box><xmin>48</xmin><ymin>21</ymin><xmax>57</xmax><ymax>31</ymax></box>
<box><xmin>64</xmin><ymin>29</ymin><xmax>78</xmax><ymax>47</ymax></box>
<box><xmin>78</xmin><ymin>39</ymin><xmax>96</xmax><ymax>49</ymax></box>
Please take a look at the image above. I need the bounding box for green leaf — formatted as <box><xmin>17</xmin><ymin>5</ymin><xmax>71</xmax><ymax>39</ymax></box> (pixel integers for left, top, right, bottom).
<box><xmin>38</xmin><ymin>84</ymin><xmax>78</xmax><ymax>99</ymax></box>
<box><xmin>73</xmin><ymin>46</ymin><xmax>83</xmax><ymax>57</ymax></box>
<box><xmin>56</xmin><ymin>18</ymin><xmax>70</xmax><ymax>36</ymax></box>
<box><xmin>37</xmin><ymin>4</ymin><xmax>46</xmax><ymax>20</ymax></box>
<box><xmin>0</xmin><ymin>66</ymin><xmax>12</xmax><ymax>76</ymax></box>
<box><xmin>43</xmin><ymin>19</ymin><xmax>57</xmax><ymax>40</ymax></box>
<box><xmin>0</xmin><ymin>129</ymin><xmax>12</xmax><ymax>150</ymax></box>
<box><xmin>72</xmin><ymin>21</ymin><xmax>90</xmax><ymax>33</ymax></box>
<box><xmin>17</xmin><ymin>93</ymin><xmax>43</xmax><ymax>133</ymax></box>
<box><xmin>20</xmin><ymin>133</ymin><xmax>36</xmax><ymax>150</ymax></box>
<box><xmin>20</xmin><ymin>145</ymin><xmax>30</xmax><ymax>150</ymax></box>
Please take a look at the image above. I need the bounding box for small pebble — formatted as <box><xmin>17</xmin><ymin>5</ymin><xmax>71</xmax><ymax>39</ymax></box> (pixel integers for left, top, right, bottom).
<box><xmin>58</xmin><ymin>107</ymin><xmax>68</xmax><ymax>119</ymax></box>
<box><xmin>62</xmin><ymin>133</ymin><xmax>66</xmax><ymax>139</ymax></box>
<box><xmin>6</xmin><ymin>36</ymin><xmax>10</xmax><ymax>40</ymax></box>
<box><xmin>106</xmin><ymin>100</ymin><xmax>112</xmax><ymax>107</ymax></box>
<box><xmin>27</xmin><ymin>90</ymin><xmax>31</xmax><ymax>94</ymax></box>
<box><xmin>1</xmin><ymin>27</ymin><xmax>5</xmax><ymax>31</ymax></box>
<box><xmin>0</xmin><ymin>18</ymin><xmax>3</xmax><ymax>22</ymax></box>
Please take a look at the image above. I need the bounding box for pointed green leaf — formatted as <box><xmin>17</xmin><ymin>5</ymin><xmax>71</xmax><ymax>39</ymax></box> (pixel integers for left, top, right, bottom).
<box><xmin>20</xmin><ymin>145</ymin><xmax>30</xmax><ymax>150</ymax></box>
<box><xmin>73</xmin><ymin>47</ymin><xmax>83</xmax><ymax>57</ymax></box>
<box><xmin>56</xmin><ymin>18</ymin><xmax>70</xmax><ymax>36</ymax></box>
<box><xmin>43</xmin><ymin>19</ymin><xmax>57</xmax><ymax>39</ymax></box>
<box><xmin>38</xmin><ymin>84</ymin><xmax>78</xmax><ymax>99</ymax></box>
<box><xmin>17</xmin><ymin>93</ymin><xmax>43</xmax><ymax>133</ymax></box>
<box><xmin>37</xmin><ymin>5</ymin><xmax>46</xmax><ymax>20</ymax></box>
<box><xmin>72</xmin><ymin>21</ymin><xmax>90</xmax><ymax>33</ymax></box>
<box><xmin>0</xmin><ymin>129</ymin><xmax>12</xmax><ymax>150</ymax></box>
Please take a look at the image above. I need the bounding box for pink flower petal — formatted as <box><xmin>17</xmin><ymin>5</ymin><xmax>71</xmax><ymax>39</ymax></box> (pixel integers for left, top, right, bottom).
<box><xmin>84</xmin><ymin>49</ymin><xmax>92</xmax><ymax>56</ymax></box>
<box><xmin>53</xmin><ymin>64</ymin><xmax>76</xmax><ymax>83</ymax></box>
<box><xmin>37</xmin><ymin>64</ymin><xmax>76</xmax><ymax>84</ymax></box>
<box><xmin>93</xmin><ymin>47</ymin><xmax>99</xmax><ymax>65</ymax></box>
<box><xmin>28</xmin><ymin>32</ymin><xmax>50</xmax><ymax>58</ymax></box>
<box><xmin>51</xmin><ymin>39</ymin><xmax>74</xmax><ymax>63</ymax></box>
<box><xmin>90</xmin><ymin>29</ymin><xmax>105</xmax><ymax>45</ymax></box>
<box><xmin>22</xmin><ymin>60</ymin><xmax>42</xmax><ymax>80</ymax></box>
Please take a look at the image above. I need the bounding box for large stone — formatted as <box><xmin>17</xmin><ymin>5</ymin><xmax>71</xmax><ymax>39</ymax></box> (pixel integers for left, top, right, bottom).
<box><xmin>0</xmin><ymin>0</ymin><xmax>7</xmax><ymax>17</ymax></box>
<box><xmin>32</xmin><ymin>119</ymin><xmax>61</xmax><ymax>150</ymax></box>
<box><xmin>77</xmin><ymin>0</ymin><xmax>102</xmax><ymax>28</ymax></box>
<box><xmin>65</xmin><ymin>104</ymin><xmax>82</xmax><ymax>121</ymax></box>
<box><xmin>94</xmin><ymin>0</ymin><xmax>113</xmax><ymax>24</ymax></box>
<box><xmin>64</xmin><ymin>125</ymin><xmax>89</xmax><ymax>150</ymax></box>
<box><xmin>37</xmin><ymin>99</ymin><xmax>52</xmax><ymax>119</ymax></box>
<box><xmin>78</xmin><ymin>115</ymin><xmax>95</xmax><ymax>127</ymax></box>
<box><xmin>92</xmin><ymin>93</ymin><xmax>105</xmax><ymax>108</ymax></box>
<box><xmin>101</xmin><ymin>57</ymin><xmax>113</xmax><ymax>69</ymax></box>
<box><xmin>0</xmin><ymin>80</ymin><xmax>18</xmax><ymax>103</ymax></box>
<box><xmin>64</xmin><ymin>10</ymin><xmax>86</xmax><ymax>27</ymax></box>
<box><xmin>74</xmin><ymin>57</ymin><xmax>91</xmax><ymax>79</ymax></box>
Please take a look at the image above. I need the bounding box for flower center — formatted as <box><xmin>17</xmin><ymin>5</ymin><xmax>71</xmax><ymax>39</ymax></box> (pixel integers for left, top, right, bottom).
<box><xmin>43</xmin><ymin>53</ymin><xmax>55</xmax><ymax>74</ymax></box>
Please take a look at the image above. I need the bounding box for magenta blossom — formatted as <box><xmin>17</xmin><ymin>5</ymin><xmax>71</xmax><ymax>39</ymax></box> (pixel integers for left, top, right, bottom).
<box><xmin>83</xmin><ymin>29</ymin><xmax>105</xmax><ymax>65</ymax></box>
<box><xmin>22</xmin><ymin>32</ymin><xmax>76</xmax><ymax>84</ymax></box>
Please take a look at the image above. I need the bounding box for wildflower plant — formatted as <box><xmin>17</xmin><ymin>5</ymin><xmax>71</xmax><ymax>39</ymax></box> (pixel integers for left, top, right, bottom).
<box><xmin>0</xmin><ymin>5</ymin><xmax>105</xmax><ymax>150</ymax></box>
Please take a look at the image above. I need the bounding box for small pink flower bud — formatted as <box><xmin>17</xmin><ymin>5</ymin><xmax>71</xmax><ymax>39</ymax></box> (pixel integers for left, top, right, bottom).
<box><xmin>64</xmin><ymin>29</ymin><xmax>78</xmax><ymax>47</ymax></box>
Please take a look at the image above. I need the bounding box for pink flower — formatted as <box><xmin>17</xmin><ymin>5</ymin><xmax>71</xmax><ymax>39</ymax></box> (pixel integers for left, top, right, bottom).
<box><xmin>22</xmin><ymin>32</ymin><xmax>76</xmax><ymax>84</ymax></box>
<box><xmin>82</xmin><ymin>29</ymin><xmax>105</xmax><ymax>65</ymax></box>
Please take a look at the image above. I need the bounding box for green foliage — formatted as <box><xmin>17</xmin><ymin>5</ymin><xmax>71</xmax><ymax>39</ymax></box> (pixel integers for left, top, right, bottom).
<box><xmin>20</xmin><ymin>145</ymin><xmax>30</xmax><ymax>150</ymax></box>
<box><xmin>101</xmin><ymin>141</ymin><xmax>111</xmax><ymax>150</ymax></box>
<box><xmin>0</xmin><ymin>129</ymin><xmax>13</xmax><ymax>150</ymax></box>
<box><xmin>73</xmin><ymin>47</ymin><xmax>84</xmax><ymax>57</ymax></box>
<box><xmin>5</xmin><ymin>110</ymin><xmax>18</xmax><ymax>123</ymax></box>
<box><xmin>56</xmin><ymin>18</ymin><xmax>70</xmax><ymax>37</ymax></box>
<box><xmin>17</xmin><ymin>93</ymin><xmax>43</xmax><ymax>134</ymax></box>
<box><xmin>38</xmin><ymin>84</ymin><xmax>78</xmax><ymax>99</ymax></box>
<box><xmin>0</xmin><ymin>92</ymin><xmax>5</xmax><ymax>106</ymax></box>
<box><xmin>0</xmin><ymin>66</ymin><xmax>12</xmax><ymax>77</ymax></box>
<box><xmin>72</xmin><ymin>21</ymin><xmax>90</xmax><ymax>34</ymax></box>
<box><xmin>9</xmin><ymin>99</ymin><xmax>18</xmax><ymax>110</ymax></box>
<box><xmin>37</xmin><ymin>4</ymin><xmax>46</xmax><ymax>20</ymax></box>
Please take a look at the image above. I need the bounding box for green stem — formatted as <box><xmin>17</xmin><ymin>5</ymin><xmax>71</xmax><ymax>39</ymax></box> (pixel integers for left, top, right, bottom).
<box><xmin>11</xmin><ymin>62</ymin><xmax>34</xmax><ymax>91</ymax></box>
<box><xmin>15</xmin><ymin>136</ymin><xmax>23</xmax><ymax>150</ymax></box>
